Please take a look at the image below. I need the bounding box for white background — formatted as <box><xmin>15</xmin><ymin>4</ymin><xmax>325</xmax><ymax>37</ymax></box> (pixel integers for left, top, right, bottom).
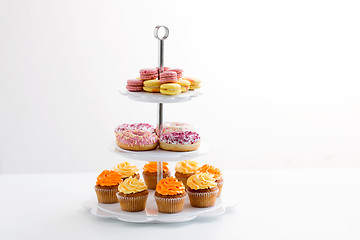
<box><xmin>0</xmin><ymin>0</ymin><xmax>360</xmax><ymax>173</ymax></box>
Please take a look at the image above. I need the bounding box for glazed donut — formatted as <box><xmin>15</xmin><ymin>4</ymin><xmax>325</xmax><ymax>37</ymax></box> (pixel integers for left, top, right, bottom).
<box><xmin>159</xmin><ymin>131</ymin><xmax>200</xmax><ymax>152</ymax></box>
<box><xmin>159</xmin><ymin>122</ymin><xmax>195</xmax><ymax>134</ymax></box>
<box><xmin>115</xmin><ymin>123</ymin><xmax>155</xmax><ymax>138</ymax></box>
<box><xmin>116</xmin><ymin>129</ymin><xmax>158</xmax><ymax>151</ymax></box>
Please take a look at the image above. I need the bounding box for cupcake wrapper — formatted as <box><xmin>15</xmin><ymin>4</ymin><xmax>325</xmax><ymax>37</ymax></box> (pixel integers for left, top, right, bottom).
<box><xmin>94</xmin><ymin>186</ymin><xmax>119</xmax><ymax>204</ymax></box>
<box><xmin>217</xmin><ymin>181</ymin><xmax>224</xmax><ymax>197</ymax></box>
<box><xmin>142</xmin><ymin>174</ymin><xmax>158</xmax><ymax>190</ymax></box>
<box><xmin>154</xmin><ymin>195</ymin><xmax>186</xmax><ymax>214</ymax></box>
<box><xmin>116</xmin><ymin>192</ymin><xmax>148</xmax><ymax>212</ymax></box>
<box><xmin>187</xmin><ymin>189</ymin><xmax>219</xmax><ymax>208</ymax></box>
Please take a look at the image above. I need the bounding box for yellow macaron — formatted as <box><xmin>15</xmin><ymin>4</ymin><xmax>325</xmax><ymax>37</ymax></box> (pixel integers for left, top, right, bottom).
<box><xmin>177</xmin><ymin>79</ymin><xmax>191</xmax><ymax>93</ymax></box>
<box><xmin>183</xmin><ymin>77</ymin><xmax>201</xmax><ymax>90</ymax></box>
<box><xmin>143</xmin><ymin>79</ymin><xmax>161</xmax><ymax>92</ymax></box>
<box><xmin>160</xmin><ymin>83</ymin><xmax>182</xmax><ymax>95</ymax></box>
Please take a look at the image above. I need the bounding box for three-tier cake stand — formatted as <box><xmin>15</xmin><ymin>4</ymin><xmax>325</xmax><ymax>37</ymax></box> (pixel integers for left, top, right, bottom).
<box><xmin>83</xmin><ymin>26</ymin><xmax>237</xmax><ymax>223</ymax></box>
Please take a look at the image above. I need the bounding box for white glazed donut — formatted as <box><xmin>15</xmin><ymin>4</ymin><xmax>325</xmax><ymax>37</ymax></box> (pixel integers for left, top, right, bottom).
<box><xmin>159</xmin><ymin>122</ymin><xmax>195</xmax><ymax>134</ymax></box>
<box><xmin>159</xmin><ymin>131</ymin><xmax>200</xmax><ymax>152</ymax></box>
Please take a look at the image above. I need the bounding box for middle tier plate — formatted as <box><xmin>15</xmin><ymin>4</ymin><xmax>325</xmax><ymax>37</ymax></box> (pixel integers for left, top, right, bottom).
<box><xmin>110</xmin><ymin>142</ymin><xmax>209</xmax><ymax>162</ymax></box>
<box><xmin>119</xmin><ymin>89</ymin><xmax>201</xmax><ymax>103</ymax></box>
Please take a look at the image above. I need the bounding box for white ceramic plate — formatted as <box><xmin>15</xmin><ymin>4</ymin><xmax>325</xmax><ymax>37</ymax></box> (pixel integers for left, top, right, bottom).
<box><xmin>119</xmin><ymin>90</ymin><xmax>201</xmax><ymax>103</ymax></box>
<box><xmin>109</xmin><ymin>141</ymin><xmax>210</xmax><ymax>162</ymax></box>
<box><xmin>82</xmin><ymin>190</ymin><xmax>238</xmax><ymax>223</ymax></box>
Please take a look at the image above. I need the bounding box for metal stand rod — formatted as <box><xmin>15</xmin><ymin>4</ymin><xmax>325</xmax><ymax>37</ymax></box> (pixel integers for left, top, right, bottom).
<box><xmin>157</xmin><ymin>103</ymin><xmax>163</xmax><ymax>182</ymax></box>
<box><xmin>154</xmin><ymin>25</ymin><xmax>169</xmax><ymax>183</ymax></box>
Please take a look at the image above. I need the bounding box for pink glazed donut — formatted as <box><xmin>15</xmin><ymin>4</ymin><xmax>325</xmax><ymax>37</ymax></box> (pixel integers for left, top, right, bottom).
<box><xmin>115</xmin><ymin>123</ymin><xmax>156</xmax><ymax>137</ymax></box>
<box><xmin>116</xmin><ymin>129</ymin><xmax>159</xmax><ymax>151</ymax></box>
<box><xmin>159</xmin><ymin>131</ymin><xmax>201</xmax><ymax>152</ymax></box>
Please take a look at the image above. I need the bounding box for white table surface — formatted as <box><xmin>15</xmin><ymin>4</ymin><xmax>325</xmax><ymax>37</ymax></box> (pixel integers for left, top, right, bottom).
<box><xmin>1</xmin><ymin>168</ymin><xmax>359</xmax><ymax>240</ymax></box>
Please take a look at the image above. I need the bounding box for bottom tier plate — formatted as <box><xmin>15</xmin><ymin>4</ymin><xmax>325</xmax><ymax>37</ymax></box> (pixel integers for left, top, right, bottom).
<box><xmin>82</xmin><ymin>190</ymin><xmax>238</xmax><ymax>223</ymax></box>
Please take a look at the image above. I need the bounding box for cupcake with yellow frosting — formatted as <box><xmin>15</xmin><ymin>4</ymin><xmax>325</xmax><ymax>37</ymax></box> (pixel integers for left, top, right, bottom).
<box><xmin>175</xmin><ymin>160</ymin><xmax>200</xmax><ymax>189</ymax></box>
<box><xmin>154</xmin><ymin>177</ymin><xmax>186</xmax><ymax>214</ymax></box>
<box><xmin>142</xmin><ymin>161</ymin><xmax>171</xmax><ymax>190</ymax></box>
<box><xmin>116</xmin><ymin>177</ymin><xmax>149</xmax><ymax>212</ymax></box>
<box><xmin>197</xmin><ymin>164</ymin><xmax>223</xmax><ymax>197</ymax></box>
<box><xmin>187</xmin><ymin>173</ymin><xmax>218</xmax><ymax>208</ymax></box>
<box><xmin>113</xmin><ymin>162</ymin><xmax>140</xmax><ymax>180</ymax></box>
<box><xmin>94</xmin><ymin>170</ymin><xmax>123</xmax><ymax>204</ymax></box>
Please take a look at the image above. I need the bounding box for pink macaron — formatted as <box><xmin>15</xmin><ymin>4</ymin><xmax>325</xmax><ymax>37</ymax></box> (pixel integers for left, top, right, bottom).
<box><xmin>159</xmin><ymin>71</ymin><xmax>178</xmax><ymax>83</ymax></box>
<box><xmin>169</xmin><ymin>68</ymin><xmax>183</xmax><ymax>78</ymax></box>
<box><xmin>126</xmin><ymin>79</ymin><xmax>143</xmax><ymax>92</ymax></box>
<box><xmin>156</xmin><ymin>66</ymin><xmax>170</xmax><ymax>73</ymax></box>
<box><xmin>140</xmin><ymin>68</ymin><xmax>158</xmax><ymax>80</ymax></box>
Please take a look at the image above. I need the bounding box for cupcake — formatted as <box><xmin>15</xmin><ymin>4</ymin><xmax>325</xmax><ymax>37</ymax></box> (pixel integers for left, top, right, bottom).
<box><xmin>175</xmin><ymin>160</ymin><xmax>200</xmax><ymax>189</ymax></box>
<box><xmin>154</xmin><ymin>177</ymin><xmax>186</xmax><ymax>214</ymax></box>
<box><xmin>113</xmin><ymin>162</ymin><xmax>140</xmax><ymax>180</ymax></box>
<box><xmin>116</xmin><ymin>177</ymin><xmax>149</xmax><ymax>212</ymax></box>
<box><xmin>187</xmin><ymin>173</ymin><xmax>218</xmax><ymax>208</ymax></box>
<box><xmin>197</xmin><ymin>164</ymin><xmax>223</xmax><ymax>197</ymax></box>
<box><xmin>94</xmin><ymin>170</ymin><xmax>123</xmax><ymax>204</ymax></box>
<box><xmin>142</xmin><ymin>161</ymin><xmax>171</xmax><ymax>190</ymax></box>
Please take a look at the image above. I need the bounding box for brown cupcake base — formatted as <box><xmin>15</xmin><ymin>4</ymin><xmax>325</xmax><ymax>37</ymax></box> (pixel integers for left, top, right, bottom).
<box><xmin>117</xmin><ymin>189</ymin><xmax>149</xmax><ymax>212</ymax></box>
<box><xmin>154</xmin><ymin>192</ymin><xmax>187</xmax><ymax>214</ymax></box>
<box><xmin>216</xmin><ymin>177</ymin><xmax>224</xmax><ymax>197</ymax></box>
<box><xmin>187</xmin><ymin>187</ymin><xmax>219</xmax><ymax>208</ymax></box>
<box><xmin>142</xmin><ymin>170</ymin><xmax>171</xmax><ymax>190</ymax></box>
<box><xmin>94</xmin><ymin>185</ymin><xmax>119</xmax><ymax>204</ymax></box>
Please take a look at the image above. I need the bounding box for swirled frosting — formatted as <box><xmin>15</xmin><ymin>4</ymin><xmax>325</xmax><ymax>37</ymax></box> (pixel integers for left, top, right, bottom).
<box><xmin>113</xmin><ymin>162</ymin><xmax>139</xmax><ymax>178</ymax></box>
<box><xmin>160</xmin><ymin>131</ymin><xmax>200</xmax><ymax>145</ymax></box>
<box><xmin>156</xmin><ymin>177</ymin><xmax>185</xmax><ymax>195</ymax></box>
<box><xmin>96</xmin><ymin>170</ymin><xmax>123</xmax><ymax>186</ymax></box>
<box><xmin>187</xmin><ymin>173</ymin><xmax>217</xmax><ymax>190</ymax></box>
<box><xmin>175</xmin><ymin>160</ymin><xmax>200</xmax><ymax>174</ymax></box>
<box><xmin>118</xmin><ymin>177</ymin><xmax>147</xmax><ymax>194</ymax></box>
<box><xmin>197</xmin><ymin>164</ymin><xmax>222</xmax><ymax>180</ymax></box>
<box><xmin>143</xmin><ymin>161</ymin><xmax>169</xmax><ymax>172</ymax></box>
<box><xmin>116</xmin><ymin>130</ymin><xmax>158</xmax><ymax>146</ymax></box>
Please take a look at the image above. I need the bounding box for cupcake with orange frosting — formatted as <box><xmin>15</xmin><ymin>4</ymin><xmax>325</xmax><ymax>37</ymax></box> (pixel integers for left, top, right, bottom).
<box><xmin>142</xmin><ymin>161</ymin><xmax>171</xmax><ymax>190</ymax></box>
<box><xmin>94</xmin><ymin>170</ymin><xmax>123</xmax><ymax>204</ymax></box>
<box><xmin>187</xmin><ymin>173</ymin><xmax>218</xmax><ymax>208</ymax></box>
<box><xmin>154</xmin><ymin>177</ymin><xmax>186</xmax><ymax>214</ymax></box>
<box><xmin>113</xmin><ymin>162</ymin><xmax>140</xmax><ymax>180</ymax></box>
<box><xmin>116</xmin><ymin>177</ymin><xmax>149</xmax><ymax>212</ymax></box>
<box><xmin>197</xmin><ymin>164</ymin><xmax>223</xmax><ymax>197</ymax></box>
<box><xmin>175</xmin><ymin>160</ymin><xmax>200</xmax><ymax>189</ymax></box>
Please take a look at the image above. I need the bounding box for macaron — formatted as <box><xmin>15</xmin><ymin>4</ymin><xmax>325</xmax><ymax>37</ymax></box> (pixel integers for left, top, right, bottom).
<box><xmin>183</xmin><ymin>77</ymin><xmax>201</xmax><ymax>90</ymax></box>
<box><xmin>126</xmin><ymin>79</ymin><xmax>143</xmax><ymax>92</ymax></box>
<box><xmin>169</xmin><ymin>68</ymin><xmax>183</xmax><ymax>79</ymax></box>
<box><xmin>143</xmin><ymin>79</ymin><xmax>161</xmax><ymax>93</ymax></box>
<box><xmin>160</xmin><ymin>83</ymin><xmax>182</xmax><ymax>95</ymax></box>
<box><xmin>177</xmin><ymin>79</ymin><xmax>190</xmax><ymax>92</ymax></box>
<box><xmin>160</xmin><ymin>71</ymin><xmax>178</xmax><ymax>84</ymax></box>
<box><xmin>140</xmin><ymin>68</ymin><xmax>158</xmax><ymax>80</ymax></box>
<box><xmin>156</xmin><ymin>66</ymin><xmax>170</xmax><ymax>73</ymax></box>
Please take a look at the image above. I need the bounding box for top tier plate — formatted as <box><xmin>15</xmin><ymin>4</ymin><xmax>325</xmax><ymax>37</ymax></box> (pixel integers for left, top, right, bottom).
<box><xmin>110</xmin><ymin>141</ymin><xmax>209</xmax><ymax>162</ymax></box>
<box><xmin>119</xmin><ymin>90</ymin><xmax>201</xmax><ymax>103</ymax></box>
